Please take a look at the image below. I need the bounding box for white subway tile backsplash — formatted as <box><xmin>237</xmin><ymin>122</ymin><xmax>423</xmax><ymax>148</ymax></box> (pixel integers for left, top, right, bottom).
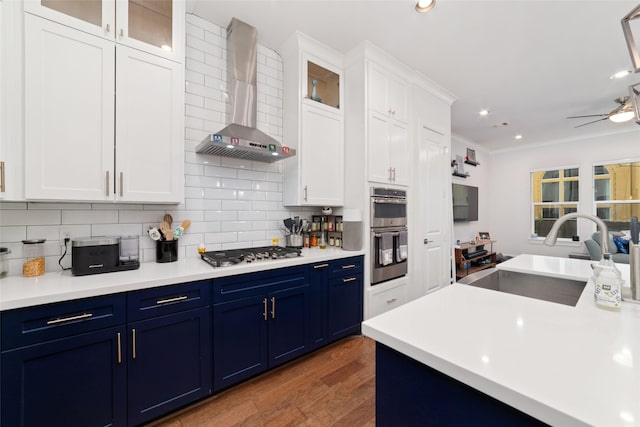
<box><xmin>61</xmin><ymin>210</ymin><xmax>117</xmax><ymax>225</ymax></box>
<box><xmin>0</xmin><ymin>226</ymin><xmax>27</xmax><ymax>242</ymax></box>
<box><xmin>119</xmin><ymin>210</ymin><xmax>165</xmax><ymax>224</ymax></box>
<box><xmin>206</xmin><ymin>232</ymin><xmax>238</xmax><ymax>244</ymax></box>
<box><xmin>221</xmin><ymin>200</ymin><xmax>253</xmax><ymax>211</ymax></box>
<box><xmin>92</xmin><ymin>224</ymin><xmax>143</xmax><ymax>237</ymax></box>
<box><xmin>205</xmin><ymin>188</ymin><xmax>237</xmax><ymax>200</ymax></box>
<box><xmin>221</xmin><ymin>221</ymin><xmax>252</xmax><ymax>232</ymax></box>
<box><xmin>204</xmin><ymin>165</ymin><xmax>238</xmax><ymax>178</ymax></box>
<box><xmin>237</xmin><ymin>230</ymin><xmax>266</xmax><ymax>242</ymax></box>
<box><xmin>26</xmin><ymin>225</ymin><xmax>64</xmax><ymax>241</ymax></box>
<box><xmin>205</xmin><ymin>210</ymin><xmax>235</xmax><ymax>221</ymax></box>
<box><xmin>1</xmin><ymin>210</ymin><xmax>61</xmax><ymax>226</ymax></box>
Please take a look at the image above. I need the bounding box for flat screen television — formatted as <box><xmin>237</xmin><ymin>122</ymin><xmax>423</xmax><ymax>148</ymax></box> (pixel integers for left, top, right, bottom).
<box><xmin>452</xmin><ymin>183</ymin><xmax>478</xmax><ymax>222</ymax></box>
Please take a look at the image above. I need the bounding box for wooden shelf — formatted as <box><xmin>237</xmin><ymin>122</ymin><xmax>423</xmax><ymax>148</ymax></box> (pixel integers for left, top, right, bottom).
<box><xmin>455</xmin><ymin>240</ymin><xmax>496</xmax><ymax>279</ymax></box>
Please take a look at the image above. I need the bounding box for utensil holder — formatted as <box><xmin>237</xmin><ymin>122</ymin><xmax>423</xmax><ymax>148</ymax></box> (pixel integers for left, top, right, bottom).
<box><xmin>286</xmin><ymin>234</ymin><xmax>303</xmax><ymax>248</ymax></box>
<box><xmin>156</xmin><ymin>240</ymin><xmax>178</xmax><ymax>263</ymax></box>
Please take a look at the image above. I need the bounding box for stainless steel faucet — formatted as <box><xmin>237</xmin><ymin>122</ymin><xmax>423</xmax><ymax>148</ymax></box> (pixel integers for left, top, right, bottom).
<box><xmin>543</xmin><ymin>212</ymin><xmax>609</xmax><ymax>255</ymax></box>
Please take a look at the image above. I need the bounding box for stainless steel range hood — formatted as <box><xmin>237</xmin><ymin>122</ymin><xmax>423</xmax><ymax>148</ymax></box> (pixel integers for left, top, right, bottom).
<box><xmin>196</xmin><ymin>18</ymin><xmax>295</xmax><ymax>163</ymax></box>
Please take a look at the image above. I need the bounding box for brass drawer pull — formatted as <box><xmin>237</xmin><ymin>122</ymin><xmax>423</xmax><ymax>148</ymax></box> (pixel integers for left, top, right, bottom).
<box><xmin>47</xmin><ymin>312</ymin><xmax>93</xmax><ymax>325</ymax></box>
<box><xmin>271</xmin><ymin>297</ymin><xmax>276</xmax><ymax>319</ymax></box>
<box><xmin>263</xmin><ymin>298</ymin><xmax>268</xmax><ymax>320</ymax></box>
<box><xmin>105</xmin><ymin>170</ymin><xmax>110</xmax><ymax>196</ymax></box>
<box><xmin>341</xmin><ymin>264</ymin><xmax>356</xmax><ymax>269</ymax></box>
<box><xmin>343</xmin><ymin>277</ymin><xmax>357</xmax><ymax>283</ymax></box>
<box><xmin>0</xmin><ymin>161</ymin><xmax>5</xmax><ymax>193</ymax></box>
<box><xmin>132</xmin><ymin>328</ymin><xmax>137</xmax><ymax>359</ymax></box>
<box><xmin>156</xmin><ymin>295</ymin><xmax>188</xmax><ymax>305</ymax></box>
<box><xmin>314</xmin><ymin>263</ymin><xmax>329</xmax><ymax>269</ymax></box>
<box><xmin>117</xmin><ymin>332</ymin><xmax>122</xmax><ymax>364</ymax></box>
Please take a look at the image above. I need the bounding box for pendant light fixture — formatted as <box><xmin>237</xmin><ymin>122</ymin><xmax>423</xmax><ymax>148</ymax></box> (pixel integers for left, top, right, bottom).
<box><xmin>415</xmin><ymin>0</ymin><xmax>436</xmax><ymax>13</ymax></box>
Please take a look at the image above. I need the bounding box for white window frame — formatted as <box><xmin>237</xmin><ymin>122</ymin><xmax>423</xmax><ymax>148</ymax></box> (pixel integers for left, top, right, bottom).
<box><xmin>592</xmin><ymin>158</ymin><xmax>640</xmax><ymax>224</ymax></box>
<box><xmin>530</xmin><ymin>165</ymin><xmax>580</xmax><ymax>241</ymax></box>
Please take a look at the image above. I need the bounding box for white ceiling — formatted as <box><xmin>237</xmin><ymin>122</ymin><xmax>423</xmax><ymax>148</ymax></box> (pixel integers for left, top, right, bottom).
<box><xmin>185</xmin><ymin>0</ymin><xmax>640</xmax><ymax>151</ymax></box>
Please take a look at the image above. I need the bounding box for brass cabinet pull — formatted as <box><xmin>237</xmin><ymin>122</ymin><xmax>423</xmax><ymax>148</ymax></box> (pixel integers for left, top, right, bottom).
<box><xmin>156</xmin><ymin>295</ymin><xmax>187</xmax><ymax>305</ymax></box>
<box><xmin>388</xmin><ymin>168</ymin><xmax>392</xmax><ymax>180</ymax></box>
<box><xmin>387</xmin><ymin>298</ymin><xmax>397</xmax><ymax>304</ymax></box>
<box><xmin>303</xmin><ymin>185</ymin><xmax>308</xmax><ymax>202</ymax></box>
<box><xmin>132</xmin><ymin>328</ymin><xmax>137</xmax><ymax>360</ymax></box>
<box><xmin>105</xmin><ymin>171</ymin><xmax>110</xmax><ymax>196</ymax></box>
<box><xmin>342</xmin><ymin>277</ymin><xmax>357</xmax><ymax>283</ymax></box>
<box><xmin>117</xmin><ymin>332</ymin><xmax>122</xmax><ymax>364</ymax></box>
<box><xmin>46</xmin><ymin>312</ymin><xmax>93</xmax><ymax>325</ymax></box>
<box><xmin>341</xmin><ymin>264</ymin><xmax>356</xmax><ymax>269</ymax></box>
<box><xmin>0</xmin><ymin>161</ymin><xmax>5</xmax><ymax>193</ymax></box>
<box><xmin>314</xmin><ymin>263</ymin><xmax>329</xmax><ymax>270</ymax></box>
<box><xmin>263</xmin><ymin>298</ymin><xmax>268</xmax><ymax>320</ymax></box>
<box><xmin>119</xmin><ymin>29</ymin><xmax>124</xmax><ymax>37</ymax></box>
<box><xmin>105</xmin><ymin>24</ymin><xmax>110</xmax><ymax>33</ymax></box>
<box><xmin>270</xmin><ymin>297</ymin><xmax>276</xmax><ymax>319</ymax></box>
<box><xmin>392</xmin><ymin>168</ymin><xmax>396</xmax><ymax>181</ymax></box>
<box><xmin>119</xmin><ymin>172</ymin><xmax>123</xmax><ymax>197</ymax></box>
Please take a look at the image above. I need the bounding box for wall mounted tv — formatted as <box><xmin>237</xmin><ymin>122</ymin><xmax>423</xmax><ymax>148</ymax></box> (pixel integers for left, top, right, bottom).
<box><xmin>452</xmin><ymin>183</ymin><xmax>478</xmax><ymax>222</ymax></box>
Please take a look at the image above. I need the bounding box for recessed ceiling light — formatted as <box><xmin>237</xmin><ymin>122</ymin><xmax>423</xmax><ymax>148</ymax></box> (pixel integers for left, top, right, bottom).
<box><xmin>515</xmin><ymin>134</ymin><xmax>523</xmax><ymax>140</ymax></box>
<box><xmin>415</xmin><ymin>0</ymin><xmax>436</xmax><ymax>13</ymax></box>
<box><xmin>610</xmin><ymin>70</ymin><xmax>632</xmax><ymax>79</ymax></box>
<box><xmin>479</xmin><ymin>109</ymin><xmax>489</xmax><ymax>116</ymax></box>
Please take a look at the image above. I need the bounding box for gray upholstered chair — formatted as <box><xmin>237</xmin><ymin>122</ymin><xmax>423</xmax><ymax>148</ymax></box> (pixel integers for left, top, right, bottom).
<box><xmin>583</xmin><ymin>231</ymin><xmax>630</xmax><ymax>264</ymax></box>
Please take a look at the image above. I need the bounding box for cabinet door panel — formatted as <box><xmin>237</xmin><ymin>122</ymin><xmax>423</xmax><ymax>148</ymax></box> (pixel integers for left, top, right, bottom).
<box><xmin>300</xmin><ymin>104</ymin><xmax>343</xmax><ymax>206</ymax></box>
<box><xmin>268</xmin><ymin>284</ymin><xmax>310</xmax><ymax>367</ymax></box>
<box><xmin>367</xmin><ymin>62</ymin><xmax>387</xmax><ymax>115</ymax></box>
<box><xmin>128</xmin><ymin>308</ymin><xmax>211</xmax><ymax>426</ymax></box>
<box><xmin>368</xmin><ymin>112</ymin><xmax>390</xmax><ymax>184</ymax></box>
<box><xmin>115</xmin><ymin>45</ymin><xmax>183</xmax><ymax>202</ymax></box>
<box><xmin>24</xmin><ymin>0</ymin><xmax>115</xmax><ymax>41</ymax></box>
<box><xmin>1</xmin><ymin>326</ymin><xmax>126</xmax><ymax>427</ymax></box>
<box><xmin>388</xmin><ymin>75</ymin><xmax>409</xmax><ymax>124</ymax></box>
<box><xmin>213</xmin><ymin>295</ymin><xmax>267</xmax><ymax>392</ymax></box>
<box><xmin>24</xmin><ymin>14</ymin><xmax>115</xmax><ymax>201</ymax></box>
<box><xmin>389</xmin><ymin>121</ymin><xmax>409</xmax><ymax>186</ymax></box>
<box><xmin>328</xmin><ymin>273</ymin><xmax>363</xmax><ymax>342</ymax></box>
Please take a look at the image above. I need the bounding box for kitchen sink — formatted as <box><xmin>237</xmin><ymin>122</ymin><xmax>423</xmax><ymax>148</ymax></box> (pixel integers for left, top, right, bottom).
<box><xmin>457</xmin><ymin>268</ymin><xmax>587</xmax><ymax>306</ymax></box>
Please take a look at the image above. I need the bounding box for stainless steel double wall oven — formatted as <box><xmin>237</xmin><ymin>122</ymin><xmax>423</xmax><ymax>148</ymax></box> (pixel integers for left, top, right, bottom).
<box><xmin>370</xmin><ymin>187</ymin><xmax>408</xmax><ymax>285</ymax></box>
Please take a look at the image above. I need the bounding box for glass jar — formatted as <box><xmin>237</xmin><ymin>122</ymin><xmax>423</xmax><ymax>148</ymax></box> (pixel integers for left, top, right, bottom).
<box><xmin>22</xmin><ymin>239</ymin><xmax>46</xmax><ymax>277</ymax></box>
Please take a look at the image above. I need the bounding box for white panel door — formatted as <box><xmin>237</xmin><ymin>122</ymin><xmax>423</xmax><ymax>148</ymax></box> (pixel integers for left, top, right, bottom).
<box><xmin>300</xmin><ymin>103</ymin><xmax>343</xmax><ymax>206</ymax></box>
<box><xmin>368</xmin><ymin>112</ymin><xmax>390</xmax><ymax>184</ymax></box>
<box><xmin>23</xmin><ymin>0</ymin><xmax>115</xmax><ymax>41</ymax></box>
<box><xmin>419</xmin><ymin>126</ymin><xmax>451</xmax><ymax>293</ymax></box>
<box><xmin>115</xmin><ymin>45</ymin><xmax>183</xmax><ymax>203</ymax></box>
<box><xmin>388</xmin><ymin>121</ymin><xmax>409</xmax><ymax>186</ymax></box>
<box><xmin>24</xmin><ymin>14</ymin><xmax>115</xmax><ymax>201</ymax></box>
<box><xmin>388</xmin><ymin>75</ymin><xmax>409</xmax><ymax>124</ymax></box>
<box><xmin>367</xmin><ymin>61</ymin><xmax>387</xmax><ymax>116</ymax></box>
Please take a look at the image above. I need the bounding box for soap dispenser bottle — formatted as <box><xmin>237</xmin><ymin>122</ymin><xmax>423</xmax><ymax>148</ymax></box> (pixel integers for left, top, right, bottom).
<box><xmin>594</xmin><ymin>253</ymin><xmax>622</xmax><ymax>311</ymax></box>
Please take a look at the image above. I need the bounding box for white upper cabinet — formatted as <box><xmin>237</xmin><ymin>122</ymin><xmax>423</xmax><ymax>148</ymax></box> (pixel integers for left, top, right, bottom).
<box><xmin>115</xmin><ymin>46</ymin><xmax>183</xmax><ymax>202</ymax></box>
<box><xmin>23</xmin><ymin>11</ymin><xmax>184</xmax><ymax>203</ymax></box>
<box><xmin>0</xmin><ymin>0</ymin><xmax>25</xmax><ymax>201</ymax></box>
<box><xmin>23</xmin><ymin>0</ymin><xmax>184</xmax><ymax>62</ymax></box>
<box><xmin>368</xmin><ymin>60</ymin><xmax>410</xmax><ymax>124</ymax></box>
<box><xmin>280</xmin><ymin>32</ymin><xmax>344</xmax><ymax>207</ymax></box>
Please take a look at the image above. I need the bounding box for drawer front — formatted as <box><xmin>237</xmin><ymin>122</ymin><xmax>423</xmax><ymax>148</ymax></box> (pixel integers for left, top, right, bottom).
<box><xmin>330</xmin><ymin>256</ymin><xmax>363</xmax><ymax>278</ymax></box>
<box><xmin>368</xmin><ymin>280</ymin><xmax>408</xmax><ymax>319</ymax></box>
<box><xmin>213</xmin><ymin>265</ymin><xmax>307</xmax><ymax>303</ymax></box>
<box><xmin>1</xmin><ymin>294</ymin><xmax>126</xmax><ymax>350</ymax></box>
<box><xmin>127</xmin><ymin>280</ymin><xmax>210</xmax><ymax>322</ymax></box>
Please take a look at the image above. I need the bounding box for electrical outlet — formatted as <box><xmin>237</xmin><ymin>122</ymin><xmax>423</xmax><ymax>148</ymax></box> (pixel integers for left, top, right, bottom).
<box><xmin>59</xmin><ymin>228</ymin><xmax>73</xmax><ymax>241</ymax></box>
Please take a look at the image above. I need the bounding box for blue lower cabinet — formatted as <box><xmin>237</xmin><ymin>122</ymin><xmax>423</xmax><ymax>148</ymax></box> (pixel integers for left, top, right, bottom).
<box><xmin>213</xmin><ymin>295</ymin><xmax>269</xmax><ymax>392</ymax></box>
<box><xmin>1</xmin><ymin>326</ymin><xmax>127</xmax><ymax>427</ymax></box>
<box><xmin>327</xmin><ymin>272</ymin><xmax>363</xmax><ymax>342</ymax></box>
<box><xmin>127</xmin><ymin>307</ymin><xmax>211</xmax><ymax>426</ymax></box>
<box><xmin>267</xmin><ymin>284</ymin><xmax>311</xmax><ymax>366</ymax></box>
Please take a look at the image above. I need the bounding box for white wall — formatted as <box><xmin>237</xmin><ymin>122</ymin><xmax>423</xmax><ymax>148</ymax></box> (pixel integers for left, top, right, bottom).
<box><xmin>0</xmin><ymin>14</ymin><xmax>317</xmax><ymax>276</ymax></box>
<box><xmin>489</xmin><ymin>129</ymin><xmax>640</xmax><ymax>258</ymax></box>
<box><xmin>451</xmin><ymin>136</ymin><xmax>492</xmax><ymax>245</ymax></box>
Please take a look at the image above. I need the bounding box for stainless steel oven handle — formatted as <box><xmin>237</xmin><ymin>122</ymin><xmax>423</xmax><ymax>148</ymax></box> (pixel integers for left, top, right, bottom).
<box><xmin>372</xmin><ymin>198</ymin><xmax>407</xmax><ymax>204</ymax></box>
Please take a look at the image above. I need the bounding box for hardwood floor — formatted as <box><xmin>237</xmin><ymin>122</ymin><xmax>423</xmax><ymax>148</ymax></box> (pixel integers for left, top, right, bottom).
<box><xmin>149</xmin><ymin>336</ymin><xmax>376</xmax><ymax>427</ymax></box>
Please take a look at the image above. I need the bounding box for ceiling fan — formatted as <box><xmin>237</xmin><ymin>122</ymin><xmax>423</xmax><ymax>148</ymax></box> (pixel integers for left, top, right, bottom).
<box><xmin>566</xmin><ymin>96</ymin><xmax>635</xmax><ymax>128</ymax></box>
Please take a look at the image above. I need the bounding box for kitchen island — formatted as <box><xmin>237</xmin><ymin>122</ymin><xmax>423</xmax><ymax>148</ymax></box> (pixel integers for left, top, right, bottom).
<box><xmin>362</xmin><ymin>254</ymin><xmax>640</xmax><ymax>426</ymax></box>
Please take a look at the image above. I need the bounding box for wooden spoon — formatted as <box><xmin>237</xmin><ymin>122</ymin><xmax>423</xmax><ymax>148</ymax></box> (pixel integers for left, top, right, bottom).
<box><xmin>181</xmin><ymin>219</ymin><xmax>191</xmax><ymax>230</ymax></box>
<box><xmin>163</xmin><ymin>213</ymin><xmax>173</xmax><ymax>227</ymax></box>
<box><xmin>165</xmin><ymin>229</ymin><xmax>174</xmax><ymax>241</ymax></box>
<box><xmin>159</xmin><ymin>220</ymin><xmax>171</xmax><ymax>236</ymax></box>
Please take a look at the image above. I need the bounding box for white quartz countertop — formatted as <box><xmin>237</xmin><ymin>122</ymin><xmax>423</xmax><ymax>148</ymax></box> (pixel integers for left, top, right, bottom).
<box><xmin>362</xmin><ymin>254</ymin><xmax>640</xmax><ymax>427</ymax></box>
<box><xmin>0</xmin><ymin>247</ymin><xmax>365</xmax><ymax>311</ymax></box>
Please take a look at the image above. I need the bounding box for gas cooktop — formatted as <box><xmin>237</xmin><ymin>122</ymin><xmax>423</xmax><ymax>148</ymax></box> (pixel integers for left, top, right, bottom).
<box><xmin>200</xmin><ymin>246</ymin><xmax>302</xmax><ymax>268</ymax></box>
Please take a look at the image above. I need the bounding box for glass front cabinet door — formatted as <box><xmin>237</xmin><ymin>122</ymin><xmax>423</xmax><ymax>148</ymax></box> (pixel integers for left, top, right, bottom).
<box><xmin>23</xmin><ymin>0</ymin><xmax>184</xmax><ymax>62</ymax></box>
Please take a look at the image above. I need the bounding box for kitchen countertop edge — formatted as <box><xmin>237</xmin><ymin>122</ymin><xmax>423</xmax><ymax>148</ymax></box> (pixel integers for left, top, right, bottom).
<box><xmin>0</xmin><ymin>248</ymin><xmax>365</xmax><ymax>311</ymax></box>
